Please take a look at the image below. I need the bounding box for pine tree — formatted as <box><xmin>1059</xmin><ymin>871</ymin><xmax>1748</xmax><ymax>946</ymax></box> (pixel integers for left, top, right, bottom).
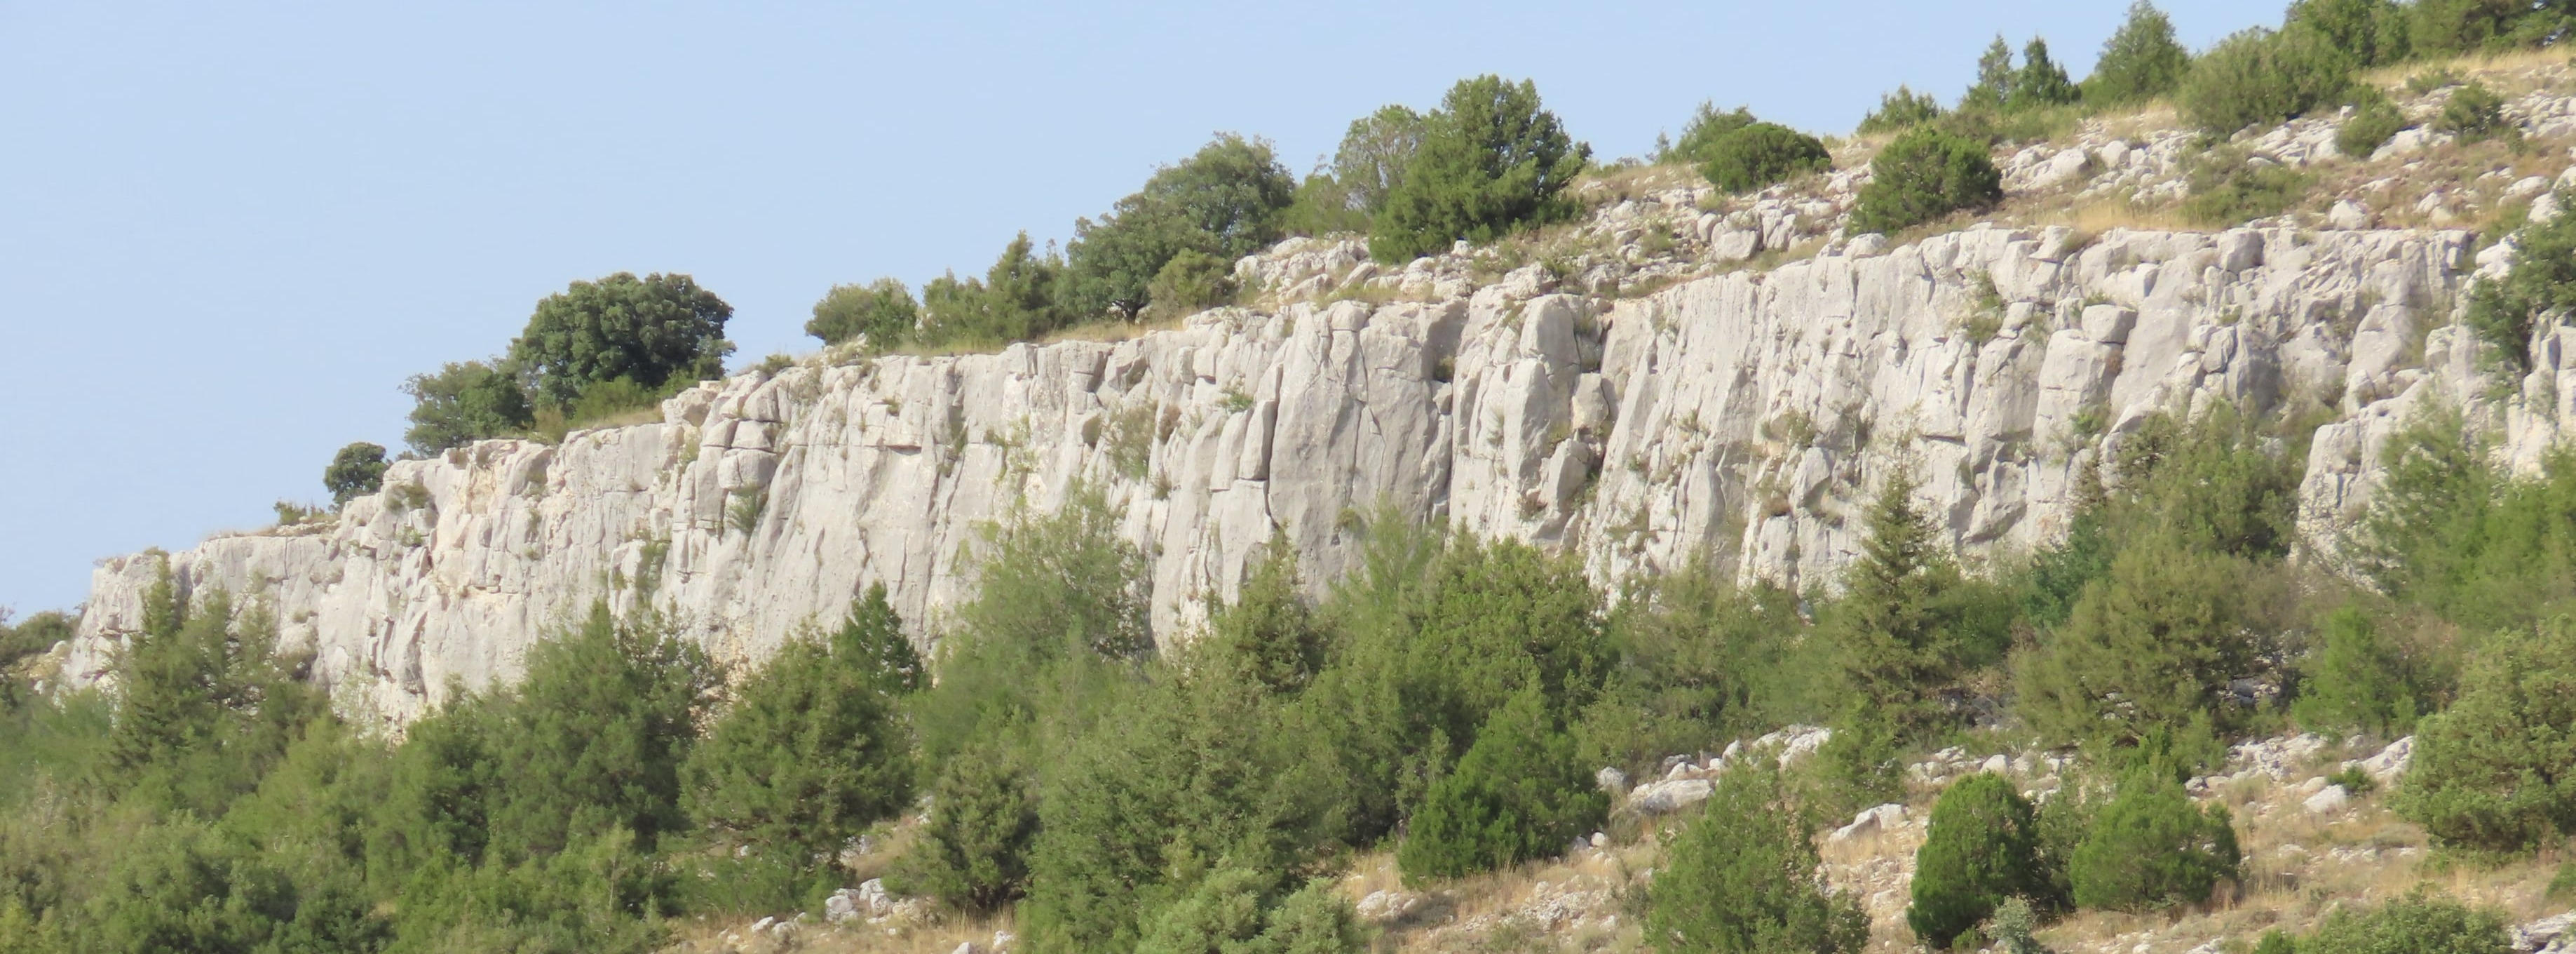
<box><xmin>2085</xmin><ymin>2</ymin><xmax>2192</xmax><ymax>105</ymax></box>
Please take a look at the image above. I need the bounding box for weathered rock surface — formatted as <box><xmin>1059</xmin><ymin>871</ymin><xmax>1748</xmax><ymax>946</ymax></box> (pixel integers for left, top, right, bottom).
<box><xmin>63</xmin><ymin>220</ymin><xmax>2554</xmax><ymax>726</ymax></box>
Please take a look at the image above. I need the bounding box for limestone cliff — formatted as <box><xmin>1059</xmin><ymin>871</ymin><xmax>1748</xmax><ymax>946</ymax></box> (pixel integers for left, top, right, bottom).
<box><xmin>63</xmin><ymin>217</ymin><xmax>2519</xmax><ymax>726</ymax></box>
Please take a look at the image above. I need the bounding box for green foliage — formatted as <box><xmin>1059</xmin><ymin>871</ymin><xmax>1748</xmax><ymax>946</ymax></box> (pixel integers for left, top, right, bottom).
<box><xmin>2180</xmin><ymin>147</ymin><xmax>2311</xmax><ymax>224</ymax></box>
<box><xmin>2436</xmin><ymin>81</ymin><xmax>2514</xmax><ymax>144</ymax></box>
<box><xmin>1369</xmin><ymin>75</ymin><xmax>1590</xmax><ymax>262</ymax></box>
<box><xmin>2364</xmin><ymin>417</ymin><xmax>2576</xmax><ymax>629</ymax></box>
<box><xmin>2292</xmin><ymin>606</ymin><xmax>2428</xmax><ymax>735</ymax></box>
<box><xmin>892</xmin><ymin>746</ymin><xmax>1038</xmax><ymax>911</ymax></box>
<box><xmin>109</xmin><ymin>577</ymin><xmax>329</xmax><ymax>817</ymax></box>
<box><xmin>2084</xmin><ymin>1</ymin><xmax>2192</xmax><ymax>107</ymax></box>
<box><xmin>1141</xmin><ymin>249</ymin><xmax>1240</xmax><ymax>323</ymax></box>
<box><xmin>682</xmin><ymin>624</ymin><xmax>914</xmax><ymax>885</ymax></box>
<box><xmin>2287</xmin><ymin>0</ymin><xmax>2413</xmax><ymax>69</ymax></box>
<box><xmin>1906</xmin><ymin>774</ymin><xmax>2041</xmax><ymax>948</ymax></box>
<box><xmin>2300</xmin><ymin>887</ymin><xmax>2511</xmax><ymax>954</ymax></box>
<box><xmin>834</xmin><ymin>583</ymin><xmax>926</xmax><ymax>694</ymax></box>
<box><xmin>1133</xmin><ymin>868</ymin><xmax>1366</xmax><ymax>954</ymax></box>
<box><xmin>1960</xmin><ymin>36</ymin><xmax>2081</xmax><ymax>115</ymax></box>
<box><xmin>323</xmin><ymin>441</ymin><xmax>389</xmax><ymax>508</ymax></box>
<box><xmin>401</xmin><ymin>360</ymin><xmax>534</xmax><ymax>455</ymax></box>
<box><xmin>0</xmin><ymin>610</ymin><xmax>74</xmax><ymax>677</ymax></box>
<box><xmin>1588</xmin><ymin>572</ymin><xmax>1824</xmax><ymax>772</ymax></box>
<box><xmin>2408</xmin><ymin>0</ymin><xmax>2574</xmax><ymax>58</ymax></box>
<box><xmin>508</xmin><ymin>271</ymin><xmax>733</xmax><ymax>408</ymax></box>
<box><xmin>2017</xmin><ymin>408</ymin><xmax>2299</xmax><ymax>748</ymax></box>
<box><xmin>2338</xmin><ymin>86</ymin><xmax>2409</xmax><ymax>158</ymax></box>
<box><xmin>1857</xmin><ymin>86</ymin><xmax>1944</xmax><ymax>135</ymax></box>
<box><xmin>1850</xmin><ymin>128</ymin><xmax>2002</xmax><ymax>235</ymax></box>
<box><xmin>1062</xmin><ymin>134</ymin><xmax>1296</xmax><ymax>321</ymax></box>
<box><xmin>1824</xmin><ymin>473</ymin><xmax>2012</xmax><ymax>736</ymax></box>
<box><xmin>806</xmin><ymin>278</ymin><xmax>920</xmax><ymax>349</ymax></box>
<box><xmin>1020</xmin><ymin>655</ymin><xmax>1340</xmax><ymax>952</ymax></box>
<box><xmin>2067</xmin><ymin>771</ymin><xmax>2241</xmax><ymax>911</ymax></box>
<box><xmin>1647</xmin><ymin>760</ymin><xmax>1868</xmax><ymax>954</ymax></box>
<box><xmin>1205</xmin><ymin>542</ymin><xmax>1330</xmax><ymax>695</ymax></box>
<box><xmin>1396</xmin><ymin>690</ymin><xmax>1606</xmax><ymax>881</ymax></box>
<box><xmin>918</xmin><ymin>232</ymin><xmax>1069</xmax><ymax>348</ymax></box>
<box><xmin>1286</xmin><ymin>106</ymin><xmax>1426</xmax><ymax>236</ymax></box>
<box><xmin>473</xmin><ymin>606</ymin><xmax>719</xmax><ymax>860</ymax></box>
<box><xmin>1670</xmin><ymin>102</ymin><xmax>1756</xmax><ymax>165</ymax></box>
<box><xmin>1697</xmin><ymin>122</ymin><xmax>1831</xmax><ymax>194</ymax></box>
<box><xmin>2467</xmin><ymin>192</ymin><xmax>2576</xmax><ymax>370</ymax></box>
<box><xmin>2394</xmin><ymin>616</ymin><xmax>2576</xmax><ymax>852</ymax></box>
<box><xmin>2176</xmin><ymin>27</ymin><xmax>2352</xmax><ymax>135</ymax></box>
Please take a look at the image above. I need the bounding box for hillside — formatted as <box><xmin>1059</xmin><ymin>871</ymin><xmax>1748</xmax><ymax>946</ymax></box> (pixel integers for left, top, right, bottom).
<box><xmin>52</xmin><ymin>54</ymin><xmax>2576</xmax><ymax>729</ymax></box>
<box><xmin>25</xmin><ymin>13</ymin><xmax>2576</xmax><ymax>954</ymax></box>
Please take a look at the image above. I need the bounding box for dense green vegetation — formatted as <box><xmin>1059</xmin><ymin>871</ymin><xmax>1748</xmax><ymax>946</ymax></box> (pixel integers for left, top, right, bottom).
<box><xmin>1367</xmin><ymin>76</ymin><xmax>1590</xmax><ymax>263</ymax></box>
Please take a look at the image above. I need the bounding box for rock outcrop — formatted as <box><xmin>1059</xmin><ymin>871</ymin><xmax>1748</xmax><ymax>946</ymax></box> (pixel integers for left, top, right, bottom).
<box><xmin>60</xmin><ymin>217</ymin><xmax>2544</xmax><ymax>725</ymax></box>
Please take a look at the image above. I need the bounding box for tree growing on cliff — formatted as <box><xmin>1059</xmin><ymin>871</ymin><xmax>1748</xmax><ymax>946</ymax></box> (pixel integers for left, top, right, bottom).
<box><xmin>1060</xmin><ymin>134</ymin><xmax>1296</xmax><ymax>322</ymax></box>
<box><xmin>323</xmin><ymin>441</ymin><xmax>388</xmax><ymax>507</ymax></box>
<box><xmin>402</xmin><ymin>359</ymin><xmax>534</xmax><ymax>455</ymax></box>
<box><xmin>806</xmin><ymin>278</ymin><xmax>920</xmax><ymax>349</ymax></box>
<box><xmin>916</xmin><ymin>232</ymin><xmax>1067</xmax><ymax>347</ymax></box>
<box><xmin>508</xmin><ymin>271</ymin><xmax>735</xmax><ymax>408</ymax></box>
<box><xmin>1369</xmin><ymin>75</ymin><xmax>1589</xmax><ymax>262</ymax></box>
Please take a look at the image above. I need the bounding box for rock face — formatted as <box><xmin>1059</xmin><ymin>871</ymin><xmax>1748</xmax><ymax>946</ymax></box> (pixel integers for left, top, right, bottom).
<box><xmin>62</xmin><ymin>222</ymin><xmax>2538</xmax><ymax>726</ymax></box>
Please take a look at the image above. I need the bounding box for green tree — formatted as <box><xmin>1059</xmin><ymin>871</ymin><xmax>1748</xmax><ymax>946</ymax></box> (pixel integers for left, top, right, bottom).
<box><xmin>1331</xmin><ymin>106</ymin><xmax>1426</xmax><ymax>216</ymax></box>
<box><xmin>805</xmin><ymin>278</ymin><xmax>919</xmax><ymax>349</ymax></box>
<box><xmin>2176</xmin><ymin>27</ymin><xmax>2352</xmax><ymax>135</ymax></box>
<box><xmin>2436</xmin><ymin>81</ymin><xmax>2513</xmax><ymax>143</ymax></box>
<box><xmin>323</xmin><ymin>441</ymin><xmax>389</xmax><ymax>507</ymax></box>
<box><xmin>2287</xmin><ymin>0</ymin><xmax>2412</xmax><ymax>69</ymax></box>
<box><xmin>1850</xmin><ymin>128</ymin><xmax>2001</xmax><ymax>234</ymax></box>
<box><xmin>833</xmin><ymin>583</ymin><xmax>925</xmax><ymax>694</ymax></box>
<box><xmin>401</xmin><ymin>360</ymin><xmax>534</xmax><ymax>455</ymax></box>
<box><xmin>1906</xmin><ymin>774</ymin><xmax>2042</xmax><ymax>948</ymax></box>
<box><xmin>1369</xmin><ymin>76</ymin><xmax>1590</xmax><ymax>262</ymax></box>
<box><xmin>1858</xmin><ymin>86</ymin><xmax>1944</xmax><ymax>135</ymax></box>
<box><xmin>1140</xmin><ymin>249</ymin><xmax>1239</xmax><ymax>323</ymax></box>
<box><xmin>2291</xmin><ymin>606</ymin><xmax>2426</xmax><ymax>736</ymax></box>
<box><xmin>2084</xmin><ymin>2</ymin><xmax>2192</xmax><ymax>106</ymax></box>
<box><xmin>892</xmin><ymin>746</ymin><xmax>1038</xmax><ymax>911</ymax></box>
<box><xmin>2394</xmin><ymin>617</ymin><xmax>2576</xmax><ymax>852</ymax></box>
<box><xmin>1826</xmin><ymin>472</ymin><xmax>2007</xmax><ymax>736</ymax></box>
<box><xmin>2007</xmin><ymin>39</ymin><xmax>2081</xmax><ymax>112</ymax></box>
<box><xmin>508</xmin><ymin>272</ymin><xmax>734</xmax><ymax>407</ymax></box>
<box><xmin>1206</xmin><ymin>542</ymin><xmax>1330</xmax><ymax>695</ymax></box>
<box><xmin>2068</xmin><ymin>771</ymin><xmax>2240</xmax><ymax>911</ymax></box>
<box><xmin>1670</xmin><ymin>102</ymin><xmax>1757</xmax><ymax>165</ymax></box>
<box><xmin>479</xmin><ymin>606</ymin><xmax>719</xmax><ymax>860</ymax></box>
<box><xmin>1700</xmin><ymin>122</ymin><xmax>1832</xmax><ymax>194</ymax></box>
<box><xmin>2300</xmin><ymin>887</ymin><xmax>2511</xmax><ymax>954</ymax></box>
<box><xmin>1962</xmin><ymin>36</ymin><xmax>2019</xmax><ymax>113</ymax></box>
<box><xmin>109</xmin><ymin>573</ymin><xmax>328</xmax><ymax>817</ymax></box>
<box><xmin>2014</xmin><ymin>537</ymin><xmax>2263</xmax><ymax>746</ymax></box>
<box><xmin>2409</xmin><ymin>0</ymin><xmax>2572</xmax><ymax>58</ymax></box>
<box><xmin>1396</xmin><ymin>689</ymin><xmax>1606</xmax><ymax>881</ymax></box>
<box><xmin>918</xmin><ymin>231</ymin><xmax>1067</xmax><ymax>347</ymax></box>
<box><xmin>1061</xmin><ymin>134</ymin><xmax>1296</xmax><ymax>321</ymax></box>
<box><xmin>682</xmin><ymin>628</ymin><xmax>914</xmax><ymax>879</ymax></box>
<box><xmin>1648</xmin><ymin>760</ymin><xmax>1867</xmax><ymax>954</ymax></box>
<box><xmin>2470</xmin><ymin>196</ymin><xmax>2576</xmax><ymax>370</ymax></box>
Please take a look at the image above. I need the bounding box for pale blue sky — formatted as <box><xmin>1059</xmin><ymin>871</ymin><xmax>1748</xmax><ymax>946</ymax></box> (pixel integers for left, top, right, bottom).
<box><xmin>0</xmin><ymin>1</ymin><xmax>2277</xmax><ymax>613</ymax></box>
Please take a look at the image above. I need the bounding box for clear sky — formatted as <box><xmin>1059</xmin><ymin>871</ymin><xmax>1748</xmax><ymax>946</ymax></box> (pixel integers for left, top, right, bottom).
<box><xmin>0</xmin><ymin>1</ymin><xmax>2279</xmax><ymax>614</ymax></box>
